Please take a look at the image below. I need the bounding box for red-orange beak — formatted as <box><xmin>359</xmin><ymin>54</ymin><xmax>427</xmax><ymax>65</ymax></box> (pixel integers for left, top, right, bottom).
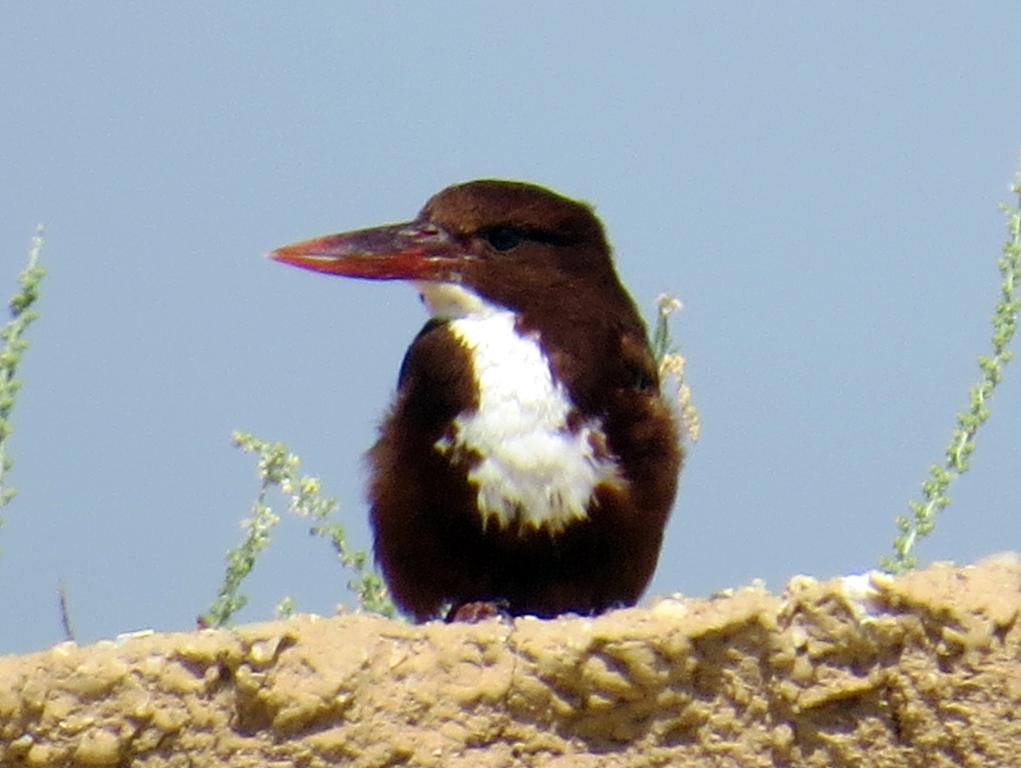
<box><xmin>270</xmin><ymin>220</ymin><xmax>471</xmax><ymax>282</ymax></box>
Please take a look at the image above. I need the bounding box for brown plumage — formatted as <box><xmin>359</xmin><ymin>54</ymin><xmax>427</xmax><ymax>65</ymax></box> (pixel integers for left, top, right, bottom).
<box><xmin>272</xmin><ymin>180</ymin><xmax>681</xmax><ymax>621</ymax></box>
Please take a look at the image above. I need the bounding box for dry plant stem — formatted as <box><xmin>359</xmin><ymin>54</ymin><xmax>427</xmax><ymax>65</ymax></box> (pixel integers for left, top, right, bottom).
<box><xmin>0</xmin><ymin>226</ymin><xmax>46</xmax><ymax>527</ymax></box>
<box><xmin>58</xmin><ymin>580</ymin><xmax>76</xmax><ymax>643</ymax></box>
<box><xmin>884</xmin><ymin>169</ymin><xmax>1021</xmax><ymax>573</ymax></box>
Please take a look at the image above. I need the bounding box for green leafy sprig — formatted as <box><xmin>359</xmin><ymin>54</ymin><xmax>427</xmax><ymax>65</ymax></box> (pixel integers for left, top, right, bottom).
<box><xmin>0</xmin><ymin>226</ymin><xmax>46</xmax><ymax>524</ymax></box>
<box><xmin>883</xmin><ymin>169</ymin><xmax>1021</xmax><ymax>572</ymax></box>
<box><xmin>201</xmin><ymin>431</ymin><xmax>394</xmax><ymax>627</ymax></box>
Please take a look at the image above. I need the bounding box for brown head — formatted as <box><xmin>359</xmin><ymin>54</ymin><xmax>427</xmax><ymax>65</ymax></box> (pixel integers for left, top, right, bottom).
<box><xmin>271</xmin><ymin>179</ymin><xmax>652</xmax><ymax>405</ymax></box>
<box><xmin>273</xmin><ymin>180</ymin><xmax>639</xmax><ymax>308</ymax></box>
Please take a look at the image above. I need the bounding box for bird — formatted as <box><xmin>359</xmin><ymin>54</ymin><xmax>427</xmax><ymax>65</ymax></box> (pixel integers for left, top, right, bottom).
<box><xmin>270</xmin><ymin>180</ymin><xmax>682</xmax><ymax>622</ymax></box>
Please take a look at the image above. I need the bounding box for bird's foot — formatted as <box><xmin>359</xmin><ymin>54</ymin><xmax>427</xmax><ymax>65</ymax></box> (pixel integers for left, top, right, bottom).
<box><xmin>445</xmin><ymin>600</ymin><xmax>510</xmax><ymax>623</ymax></box>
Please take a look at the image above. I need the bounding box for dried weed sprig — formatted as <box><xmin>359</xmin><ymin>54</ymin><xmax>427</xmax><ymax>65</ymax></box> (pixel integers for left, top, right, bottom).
<box><xmin>652</xmin><ymin>294</ymin><xmax>701</xmax><ymax>444</ymax></box>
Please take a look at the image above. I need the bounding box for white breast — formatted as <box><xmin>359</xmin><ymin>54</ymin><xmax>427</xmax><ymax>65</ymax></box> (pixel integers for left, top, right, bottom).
<box><xmin>418</xmin><ymin>282</ymin><xmax>622</xmax><ymax>534</ymax></box>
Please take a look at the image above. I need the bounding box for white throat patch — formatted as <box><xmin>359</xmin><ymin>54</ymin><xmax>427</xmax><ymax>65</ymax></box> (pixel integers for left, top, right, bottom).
<box><xmin>417</xmin><ymin>282</ymin><xmax>623</xmax><ymax>535</ymax></box>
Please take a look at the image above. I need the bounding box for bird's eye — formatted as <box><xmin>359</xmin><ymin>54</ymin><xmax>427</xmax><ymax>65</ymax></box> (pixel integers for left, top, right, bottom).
<box><xmin>485</xmin><ymin>227</ymin><xmax>524</xmax><ymax>252</ymax></box>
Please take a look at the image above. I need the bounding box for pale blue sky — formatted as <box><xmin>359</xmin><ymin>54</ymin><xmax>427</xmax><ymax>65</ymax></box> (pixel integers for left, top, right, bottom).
<box><xmin>2</xmin><ymin>4</ymin><xmax>1020</xmax><ymax>653</ymax></box>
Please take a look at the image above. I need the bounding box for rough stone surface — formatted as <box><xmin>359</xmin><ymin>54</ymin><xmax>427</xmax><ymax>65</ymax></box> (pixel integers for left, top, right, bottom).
<box><xmin>2</xmin><ymin>555</ymin><xmax>1020</xmax><ymax>767</ymax></box>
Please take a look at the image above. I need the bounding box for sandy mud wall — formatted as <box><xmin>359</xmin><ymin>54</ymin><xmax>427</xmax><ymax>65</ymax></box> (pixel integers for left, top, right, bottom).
<box><xmin>1</xmin><ymin>557</ymin><xmax>1019</xmax><ymax>767</ymax></box>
